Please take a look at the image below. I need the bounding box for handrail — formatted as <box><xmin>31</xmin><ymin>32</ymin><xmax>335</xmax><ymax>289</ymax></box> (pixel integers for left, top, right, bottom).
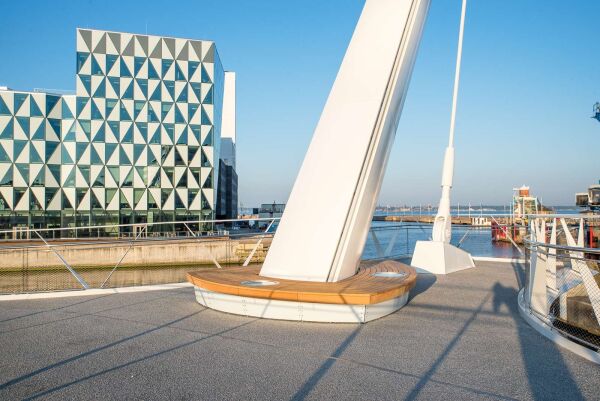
<box><xmin>524</xmin><ymin>236</ymin><xmax>600</xmax><ymax>255</ymax></box>
<box><xmin>0</xmin><ymin>217</ymin><xmax>281</xmax><ymax>236</ymax></box>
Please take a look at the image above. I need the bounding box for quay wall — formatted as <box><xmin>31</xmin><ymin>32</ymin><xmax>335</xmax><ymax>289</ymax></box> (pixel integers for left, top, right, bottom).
<box><xmin>0</xmin><ymin>237</ymin><xmax>271</xmax><ymax>271</ymax></box>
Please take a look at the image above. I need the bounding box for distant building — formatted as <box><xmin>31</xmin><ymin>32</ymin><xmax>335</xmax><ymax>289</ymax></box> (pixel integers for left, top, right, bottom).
<box><xmin>215</xmin><ymin>72</ymin><xmax>238</xmax><ymax>220</ymax></box>
<box><xmin>0</xmin><ymin>28</ymin><xmax>236</xmax><ymax>232</ymax></box>
<box><xmin>258</xmin><ymin>203</ymin><xmax>285</xmax><ymax>219</ymax></box>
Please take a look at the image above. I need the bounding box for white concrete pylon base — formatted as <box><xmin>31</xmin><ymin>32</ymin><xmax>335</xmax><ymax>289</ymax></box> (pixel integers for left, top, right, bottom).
<box><xmin>411</xmin><ymin>240</ymin><xmax>475</xmax><ymax>275</ymax></box>
<box><xmin>194</xmin><ymin>287</ymin><xmax>409</xmax><ymax>323</ymax></box>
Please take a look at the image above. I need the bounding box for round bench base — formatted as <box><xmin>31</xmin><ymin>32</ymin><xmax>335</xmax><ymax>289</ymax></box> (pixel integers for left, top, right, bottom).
<box><xmin>187</xmin><ymin>260</ymin><xmax>416</xmax><ymax>323</ymax></box>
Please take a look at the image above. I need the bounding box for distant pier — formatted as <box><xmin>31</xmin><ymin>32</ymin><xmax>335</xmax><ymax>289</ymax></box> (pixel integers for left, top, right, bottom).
<box><xmin>373</xmin><ymin>215</ymin><xmax>505</xmax><ymax>226</ymax></box>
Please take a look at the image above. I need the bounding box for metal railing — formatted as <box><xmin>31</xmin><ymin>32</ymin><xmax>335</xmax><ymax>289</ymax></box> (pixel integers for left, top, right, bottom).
<box><xmin>522</xmin><ymin>215</ymin><xmax>600</xmax><ymax>350</ymax></box>
<box><xmin>0</xmin><ymin>214</ymin><xmax>537</xmax><ymax>295</ymax></box>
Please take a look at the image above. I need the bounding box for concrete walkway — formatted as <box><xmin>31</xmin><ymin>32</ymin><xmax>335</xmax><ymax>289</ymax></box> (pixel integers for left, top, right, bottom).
<box><xmin>1</xmin><ymin>261</ymin><xmax>598</xmax><ymax>400</ymax></box>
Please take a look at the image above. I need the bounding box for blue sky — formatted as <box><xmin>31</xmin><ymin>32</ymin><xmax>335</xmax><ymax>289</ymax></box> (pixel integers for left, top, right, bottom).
<box><xmin>1</xmin><ymin>1</ymin><xmax>598</xmax><ymax>207</ymax></box>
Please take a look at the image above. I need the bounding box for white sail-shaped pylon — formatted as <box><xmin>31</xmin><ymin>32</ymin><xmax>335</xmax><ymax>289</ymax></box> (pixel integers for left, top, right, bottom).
<box><xmin>260</xmin><ymin>0</ymin><xmax>431</xmax><ymax>282</ymax></box>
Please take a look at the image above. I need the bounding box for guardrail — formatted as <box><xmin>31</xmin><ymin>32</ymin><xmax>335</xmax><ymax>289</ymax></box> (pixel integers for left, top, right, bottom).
<box><xmin>0</xmin><ymin>213</ymin><xmax>572</xmax><ymax>295</ymax></box>
<box><xmin>522</xmin><ymin>215</ymin><xmax>600</xmax><ymax>351</ymax></box>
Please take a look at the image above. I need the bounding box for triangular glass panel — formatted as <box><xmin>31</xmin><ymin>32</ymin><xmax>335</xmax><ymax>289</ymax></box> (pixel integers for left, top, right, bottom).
<box><xmin>14</xmin><ymin>140</ymin><xmax>27</xmax><ymax>160</ymax></box>
<box><xmin>0</xmin><ymin>96</ymin><xmax>11</xmax><ymax>115</ymax></box>
<box><xmin>0</xmin><ymin>145</ymin><xmax>10</xmax><ymax>162</ymax></box>
<box><xmin>105</xmin><ymin>143</ymin><xmax>118</xmax><ymax>161</ymax></box>
<box><xmin>79</xmin><ymin>75</ymin><xmax>92</xmax><ymax>96</ymax></box>
<box><xmin>31</xmin><ymin>168</ymin><xmax>44</xmax><ymax>186</ymax></box>
<box><xmin>177</xmin><ymin>170</ymin><xmax>188</xmax><ymax>188</ymax></box>
<box><xmin>120</xmin><ymin>102</ymin><xmax>132</xmax><ymax>121</ymax></box>
<box><xmin>108</xmin><ymin>76</ymin><xmax>120</xmax><ymax>96</ymax></box>
<box><xmin>45</xmin><ymin>142</ymin><xmax>59</xmax><ymax>160</ymax></box>
<box><xmin>90</xmin><ymin>146</ymin><xmax>102</xmax><ymax>164</ymax></box>
<box><xmin>122</xmin><ymin>80</ymin><xmax>134</xmax><ymax>99</ymax></box>
<box><xmin>134</xmin><ymin>188</ymin><xmax>145</xmax><ymax>207</ymax></box>
<box><xmin>105</xmin><ymin>99</ymin><xmax>118</xmax><ymax>119</ymax></box>
<box><xmin>62</xmin><ymin>190</ymin><xmax>74</xmax><ymax>209</ymax></box>
<box><xmin>164</xmin><ymin>81</ymin><xmax>175</xmax><ymax>100</ymax></box>
<box><xmin>161</xmin><ymin>188</ymin><xmax>171</xmax><ymax>207</ymax></box>
<box><xmin>147</xmin><ymin>190</ymin><xmax>159</xmax><ymax>208</ymax></box>
<box><xmin>174</xmin><ymin>190</ymin><xmax>185</xmax><ymax>209</ymax></box>
<box><xmin>149</xmin><ymin>170</ymin><xmax>160</xmax><ymax>187</ymax></box>
<box><xmin>134</xmin><ymin>144</ymin><xmax>145</xmax><ymax>163</ymax></box>
<box><xmin>106</xmin><ymin>54</ymin><xmax>118</xmax><ymax>74</ymax></box>
<box><xmin>176</xmin><ymin>129</ymin><xmax>187</xmax><ymax>145</ymax></box>
<box><xmin>0</xmin><ymin>166</ymin><xmax>12</xmax><ymax>185</ymax></box>
<box><xmin>90</xmin><ymin>190</ymin><xmax>103</xmax><ymax>209</ymax></box>
<box><xmin>46</xmin><ymin>96</ymin><xmax>60</xmax><ymax>116</ymax></box>
<box><xmin>30</xmin><ymin>192</ymin><xmax>43</xmax><ymax>211</ymax></box>
<box><xmin>91</xmin><ymin>100</ymin><xmax>103</xmax><ymax>120</ymax></box>
<box><xmin>134</xmin><ymin>57</ymin><xmax>146</xmax><ymax>77</ymax></box>
<box><xmin>149</xmin><ymin>84</ymin><xmax>161</xmax><ymax>101</ymax></box>
<box><xmin>201</xmin><ymin>148</ymin><xmax>211</xmax><ymax>167</ymax></box>
<box><xmin>14</xmin><ymin>94</ymin><xmax>27</xmax><ymax>114</ymax></box>
<box><xmin>202</xmin><ymin>170</ymin><xmax>212</xmax><ymax>189</ymax></box>
<box><xmin>174</xmin><ymin>105</ymin><xmax>185</xmax><ymax>124</ymax></box>
<box><xmin>78</xmin><ymin>165</ymin><xmax>90</xmax><ymax>185</ymax></box>
<box><xmin>188</xmin><ymin>189</ymin><xmax>198</xmax><ymax>208</ymax></box>
<box><xmin>16</xmin><ymin>117</ymin><xmax>29</xmax><ymax>137</ymax></box>
<box><xmin>135</xmin><ymin>166</ymin><xmax>147</xmax><ymax>185</ymax></box>
<box><xmin>120</xmin><ymin>146</ymin><xmax>132</xmax><ymax>165</ymax></box>
<box><xmin>30</xmin><ymin>97</ymin><xmax>43</xmax><ymax>117</ymax></box>
<box><xmin>0</xmin><ymin>117</ymin><xmax>15</xmax><ymax>139</ymax></box>
<box><xmin>108</xmin><ymin>166</ymin><xmax>120</xmax><ymax>183</ymax></box>
<box><xmin>188</xmin><ymin>61</ymin><xmax>200</xmax><ymax>79</ymax></box>
<box><xmin>147</xmin><ymin>61</ymin><xmax>159</xmax><ymax>79</ymax></box>
<box><xmin>106</xmin><ymin>188</ymin><xmax>117</xmax><ymax>206</ymax></box>
<box><xmin>120</xmin><ymin>57</ymin><xmax>132</xmax><ymax>78</ymax></box>
<box><xmin>201</xmin><ymin>64</ymin><xmax>212</xmax><ymax>83</ymax></box>
<box><xmin>76</xmin><ymin>97</ymin><xmax>89</xmax><ymax>117</ymax></box>
<box><xmin>162</xmin><ymin>59</ymin><xmax>173</xmax><ymax>77</ymax></box>
<box><xmin>174</xmin><ymin>147</ymin><xmax>186</xmax><ymax>165</ymax></box>
<box><xmin>203</xmin><ymin>86</ymin><xmax>213</xmax><ymax>104</ymax></box>
<box><xmin>48</xmin><ymin>165</ymin><xmax>60</xmax><ymax>185</ymax></box>
<box><xmin>122</xmin><ymin>168</ymin><xmax>134</xmax><ymax>187</ymax></box>
<box><xmin>93</xmin><ymin>124</ymin><xmax>105</xmax><ymax>143</ymax></box>
<box><xmin>201</xmin><ymin>106</ymin><xmax>211</xmax><ymax>125</ymax></box>
<box><xmin>30</xmin><ymin>145</ymin><xmax>43</xmax><ymax>163</ymax></box>
<box><xmin>14</xmin><ymin>188</ymin><xmax>26</xmax><ymax>207</ymax></box>
<box><xmin>93</xmin><ymin>78</ymin><xmax>106</xmax><ymax>98</ymax></box>
<box><xmin>63</xmin><ymin>168</ymin><xmax>75</xmax><ymax>186</ymax></box>
<box><xmin>91</xmin><ymin>55</ymin><xmax>103</xmax><ymax>75</ymax></box>
<box><xmin>174</xmin><ymin>62</ymin><xmax>185</xmax><ymax>81</ymax></box>
<box><xmin>93</xmin><ymin>168</ymin><xmax>105</xmax><ymax>187</ymax></box>
<box><xmin>177</xmin><ymin>85</ymin><xmax>188</xmax><ymax>103</ymax></box>
<box><xmin>31</xmin><ymin>121</ymin><xmax>45</xmax><ymax>140</ymax></box>
<box><xmin>202</xmin><ymin>127</ymin><xmax>213</xmax><ymax>146</ymax></box>
<box><xmin>187</xmin><ymin>146</ymin><xmax>199</xmax><ymax>162</ymax></box>
<box><xmin>77</xmin><ymin>52</ymin><xmax>90</xmax><ymax>73</ymax></box>
<box><xmin>45</xmin><ymin>188</ymin><xmax>58</xmax><ymax>209</ymax></box>
<box><xmin>121</xmin><ymin>124</ymin><xmax>133</xmax><ymax>143</ymax></box>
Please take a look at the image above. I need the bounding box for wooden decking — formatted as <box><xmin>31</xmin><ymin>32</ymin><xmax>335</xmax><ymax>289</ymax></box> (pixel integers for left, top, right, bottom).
<box><xmin>187</xmin><ymin>260</ymin><xmax>416</xmax><ymax>305</ymax></box>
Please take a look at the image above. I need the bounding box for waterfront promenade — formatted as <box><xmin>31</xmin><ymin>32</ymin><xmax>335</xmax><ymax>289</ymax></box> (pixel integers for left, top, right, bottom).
<box><xmin>1</xmin><ymin>260</ymin><xmax>598</xmax><ymax>400</ymax></box>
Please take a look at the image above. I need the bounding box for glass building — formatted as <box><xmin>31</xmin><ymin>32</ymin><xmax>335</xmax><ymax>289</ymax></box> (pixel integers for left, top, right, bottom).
<box><xmin>0</xmin><ymin>29</ymin><xmax>236</xmax><ymax>233</ymax></box>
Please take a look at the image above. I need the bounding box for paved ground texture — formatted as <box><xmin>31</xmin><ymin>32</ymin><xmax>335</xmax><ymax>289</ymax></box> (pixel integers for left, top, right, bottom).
<box><xmin>1</xmin><ymin>261</ymin><xmax>599</xmax><ymax>400</ymax></box>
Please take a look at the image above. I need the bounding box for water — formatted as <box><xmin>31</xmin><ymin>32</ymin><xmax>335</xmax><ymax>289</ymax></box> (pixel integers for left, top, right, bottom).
<box><xmin>363</xmin><ymin>221</ymin><xmax>521</xmax><ymax>259</ymax></box>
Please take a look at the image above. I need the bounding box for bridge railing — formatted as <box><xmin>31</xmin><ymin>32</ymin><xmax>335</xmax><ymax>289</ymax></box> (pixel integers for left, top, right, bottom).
<box><xmin>522</xmin><ymin>215</ymin><xmax>600</xmax><ymax>350</ymax></box>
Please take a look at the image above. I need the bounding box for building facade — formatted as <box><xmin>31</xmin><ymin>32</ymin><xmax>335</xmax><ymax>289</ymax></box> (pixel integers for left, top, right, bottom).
<box><xmin>0</xmin><ymin>29</ymin><xmax>236</xmax><ymax>232</ymax></box>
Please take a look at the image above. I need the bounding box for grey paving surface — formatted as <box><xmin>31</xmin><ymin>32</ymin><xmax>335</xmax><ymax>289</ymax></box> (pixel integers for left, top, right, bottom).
<box><xmin>0</xmin><ymin>261</ymin><xmax>599</xmax><ymax>400</ymax></box>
